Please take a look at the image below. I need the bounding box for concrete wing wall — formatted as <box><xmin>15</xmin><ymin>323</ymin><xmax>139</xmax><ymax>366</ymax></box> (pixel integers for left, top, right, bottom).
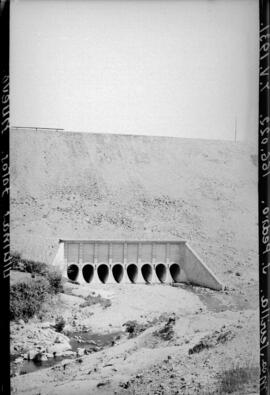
<box><xmin>183</xmin><ymin>243</ymin><xmax>223</xmax><ymax>291</ymax></box>
<box><xmin>51</xmin><ymin>241</ymin><xmax>66</xmax><ymax>273</ymax></box>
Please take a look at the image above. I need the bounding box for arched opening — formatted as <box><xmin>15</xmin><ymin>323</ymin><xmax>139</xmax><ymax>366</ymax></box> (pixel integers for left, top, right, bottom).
<box><xmin>82</xmin><ymin>264</ymin><xmax>94</xmax><ymax>283</ymax></box>
<box><xmin>127</xmin><ymin>264</ymin><xmax>138</xmax><ymax>283</ymax></box>
<box><xmin>141</xmin><ymin>264</ymin><xmax>152</xmax><ymax>283</ymax></box>
<box><xmin>169</xmin><ymin>263</ymin><xmax>181</xmax><ymax>283</ymax></box>
<box><xmin>112</xmin><ymin>264</ymin><xmax>124</xmax><ymax>283</ymax></box>
<box><xmin>67</xmin><ymin>264</ymin><xmax>79</xmax><ymax>281</ymax></box>
<box><xmin>97</xmin><ymin>264</ymin><xmax>109</xmax><ymax>283</ymax></box>
<box><xmin>155</xmin><ymin>263</ymin><xmax>167</xmax><ymax>283</ymax></box>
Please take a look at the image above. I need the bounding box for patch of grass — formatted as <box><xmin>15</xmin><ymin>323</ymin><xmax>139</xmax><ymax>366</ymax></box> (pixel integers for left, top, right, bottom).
<box><xmin>79</xmin><ymin>293</ymin><xmax>112</xmax><ymax>309</ymax></box>
<box><xmin>216</xmin><ymin>365</ymin><xmax>259</xmax><ymax>394</ymax></box>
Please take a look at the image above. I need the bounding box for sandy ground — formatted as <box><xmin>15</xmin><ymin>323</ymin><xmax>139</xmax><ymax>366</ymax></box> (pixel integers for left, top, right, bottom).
<box><xmin>10</xmin><ymin>130</ymin><xmax>259</xmax><ymax>394</ymax></box>
<box><xmin>11</xmin><ymin>280</ymin><xmax>259</xmax><ymax>395</ymax></box>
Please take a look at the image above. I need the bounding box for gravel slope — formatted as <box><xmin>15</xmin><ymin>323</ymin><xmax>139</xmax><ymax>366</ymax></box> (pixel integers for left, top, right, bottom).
<box><xmin>10</xmin><ymin>129</ymin><xmax>259</xmax><ymax>394</ymax></box>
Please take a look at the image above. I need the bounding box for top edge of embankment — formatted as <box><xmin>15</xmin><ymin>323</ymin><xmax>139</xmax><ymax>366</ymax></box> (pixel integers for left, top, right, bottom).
<box><xmin>10</xmin><ymin>127</ymin><xmax>256</xmax><ymax>147</ymax></box>
<box><xmin>59</xmin><ymin>239</ymin><xmax>186</xmax><ymax>244</ymax></box>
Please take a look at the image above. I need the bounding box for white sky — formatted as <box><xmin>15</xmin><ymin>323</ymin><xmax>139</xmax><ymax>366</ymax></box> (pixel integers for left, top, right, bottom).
<box><xmin>10</xmin><ymin>0</ymin><xmax>259</xmax><ymax>141</ymax></box>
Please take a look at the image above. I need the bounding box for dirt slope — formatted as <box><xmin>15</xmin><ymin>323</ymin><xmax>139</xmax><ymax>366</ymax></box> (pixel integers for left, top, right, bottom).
<box><xmin>10</xmin><ymin>129</ymin><xmax>259</xmax><ymax>394</ymax></box>
<box><xmin>10</xmin><ymin>128</ymin><xmax>258</xmax><ymax>287</ymax></box>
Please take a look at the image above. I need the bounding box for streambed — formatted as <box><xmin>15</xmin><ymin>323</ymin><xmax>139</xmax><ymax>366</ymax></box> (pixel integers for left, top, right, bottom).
<box><xmin>11</xmin><ymin>329</ymin><xmax>124</xmax><ymax>376</ymax></box>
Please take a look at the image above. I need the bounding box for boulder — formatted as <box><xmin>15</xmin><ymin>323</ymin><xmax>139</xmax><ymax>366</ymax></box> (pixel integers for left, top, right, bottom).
<box><xmin>54</xmin><ymin>336</ymin><xmax>61</xmax><ymax>344</ymax></box>
<box><xmin>54</xmin><ymin>333</ymin><xmax>70</xmax><ymax>344</ymax></box>
<box><xmin>14</xmin><ymin>357</ymin><xmax>23</xmax><ymax>364</ymax></box>
<box><xmin>88</xmin><ymin>340</ymin><xmax>97</xmax><ymax>346</ymax></box>
<box><xmin>36</xmin><ymin>346</ymin><xmax>46</xmax><ymax>353</ymax></box>
<box><xmin>33</xmin><ymin>352</ymin><xmax>43</xmax><ymax>362</ymax></box>
<box><xmin>92</xmin><ymin>346</ymin><xmax>101</xmax><ymax>352</ymax></box>
<box><xmin>28</xmin><ymin>349</ymin><xmax>38</xmax><ymax>360</ymax></box>
<box><xmin>40</xmin><ymin>322</ymin><xmax>51</xmax><ymax>329</ymax></box>
<box><xmin>76</xmin><ymin>348</ymin><xmax>85</xmax><ymax>357</ymax></box>
<box><xmin>63</xmin><ymin>350</ymin><xmax>76</xmax><ymax>357</ymax></box>
<box><xmin>61</xmin><ymin>359</ymin><xmax>72</xmax><ymax>369</ymax></box>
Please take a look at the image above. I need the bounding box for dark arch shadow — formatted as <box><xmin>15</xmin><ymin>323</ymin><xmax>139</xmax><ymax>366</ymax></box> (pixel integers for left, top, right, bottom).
<box><xmin>67</xmin><ymin>264</ymin><xmax>79</xmax><ymax>281</ymax></box>
<box><xmin>169</xmin><ymin>263</ymin><xmax>181</xmax><ymax>283</ymax></box>
<box><xmin>155</xmin><ymin>263</ymin><xmax>167</xmax><ymax>283</ymax></box>
<box><xmin>112</xmin><ymin>264</ymin><xmax>124</xmax><ymax>283</ymax></box>
<box><xmin>127</xmin><ymin>264</ymin><xmax>138</xmax><ymax>283</ymax></box>
<box><xmin>97</xmin><ymin>264</ymin><xmax>109</xmax><ymax>283</ymax></box>
<box><xmin>141</xmin><ymin>264</ymin><xmax>152</xmax><ymax>283</ymax></box>
<box><xmin>82</xmin><ymin>264</ymin><xmax>94</xmax><ymax>283</ymax></box>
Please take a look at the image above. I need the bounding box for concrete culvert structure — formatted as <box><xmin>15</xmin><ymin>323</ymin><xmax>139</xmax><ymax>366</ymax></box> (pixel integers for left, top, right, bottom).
<box><xmin>55</xmin><ymin>240</ymin><xmax>223</xmax><ymax>290</ymax></box>
<box><xmin>156</xmin><ymin>263</ymin><xmax>167</xmax><ymax>283</ymax></box>
<box><xmin>67</xmin><ymin>264</ymin><xmax>79</xmax><ymax>281</ymax></box>
<box><xmin>127</xmin><ymin>264</ymin><xmax>138</xmax><ymax>283</ymax></box>
<box><xmin>141</xmin><ymin>264</ymin><xmax>153</xmax><ymax>283</ymax></box>
<box><xmin>97</xmin><ymin>264</ymin><xmax>109</xmax><ymax>283</ymax></box>
<box><xmin>170</xmin><ymin>263</ymin><xmax>181</xmax><ymax>282</ymax></box>
<box><xmin>112</xmin><ymin>264</ymin><xmax>124</xmax><ymax>283</ymax></box>
<box><xmin>82</xmin><ymin>264</ymin><xmax>94</xmax><ymax>283</ymax></box>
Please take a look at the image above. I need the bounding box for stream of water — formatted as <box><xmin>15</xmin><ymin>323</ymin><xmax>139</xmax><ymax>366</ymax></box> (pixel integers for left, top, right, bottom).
<box><xmin>11</xmin><ymin>330</ymin><xmax>123</xmax><ymax>376</ymax></box>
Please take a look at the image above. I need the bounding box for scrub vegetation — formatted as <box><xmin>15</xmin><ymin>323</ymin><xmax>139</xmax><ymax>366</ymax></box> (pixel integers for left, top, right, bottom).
<box><xmin>216</xmin><ymin>364</ymin><xmax>259</xmax><ymax>394</ymax></box>
<box><xmin>10</xmin><ymin>255</ymin><xmax>63</xmax><ymax>321</ymax></box>
<box><xmin>79</xmin><ymin>292</ymin><xmax>112</xmax><ymax>309</ymax></box>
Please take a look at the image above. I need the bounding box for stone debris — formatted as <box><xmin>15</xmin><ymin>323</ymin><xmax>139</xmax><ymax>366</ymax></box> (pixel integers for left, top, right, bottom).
<box><xmin>153</xmin><ymin>315</ymin><xmax>176</xmax><ymax>341</ymax></box>
<box><xmin>14</xmin><ymin>357</ymin><xmax>23</xmax><ymax>364</ymax></box>
<box><xmin>46</xmin><ymin>342</ymin><xmax>71</xmax><ymax>355</ymax></box>
<box><xmin>76</xmin><ymin>348</ymin><xmax>85</xmax><ymax>357</ymax></box>
<box><xmin>97</xmin><ymin>380</ymin><xmax>110</xmax><ymax>388</ymax></box>
<box><xmin>188</xmin><ymin>328</ymin><xmax>234</xmax><ymax>355</ymax></box>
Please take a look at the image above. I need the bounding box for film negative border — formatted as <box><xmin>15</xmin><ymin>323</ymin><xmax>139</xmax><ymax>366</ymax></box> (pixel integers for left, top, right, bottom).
<box><xmin>259</xmin><ymin>0</ymin><xmax>270</xmax><ymax>394</ymax></box>
<box><xmin>0</xmin><ymin>0</ymin><xmax>10</xmax><ymax>394</ymax></box>
<box><xmin>0</xmin><ymin>1</ymin><xmax>269</xmax><ymax>394</ymax></box>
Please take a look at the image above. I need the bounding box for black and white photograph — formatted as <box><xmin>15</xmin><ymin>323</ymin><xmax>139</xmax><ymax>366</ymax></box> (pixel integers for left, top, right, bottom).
<box><xmin>4</xmin><ymin>0</ymin><xmax>265</xmax><ymax>393</ymax></box>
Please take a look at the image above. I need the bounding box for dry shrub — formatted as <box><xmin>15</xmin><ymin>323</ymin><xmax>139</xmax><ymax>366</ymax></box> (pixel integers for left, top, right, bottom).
<box><xmin>55</xmin><ymin>315</ymin><xmax>66</xmax><ymax>332</ymax></box>
<box><xmin>79</xmin><ymin>293</ymin><xmax>111</xmax><ymax>309</ymax></box>
<box><xmin>123</xmin><ymin>320</ymin><xmax>147</xmax><ymax>338</ymax></box>
<box><xmin>10</xmin><ymin>265</ymin><xmax>63</xmax><ymax>321</ymax></box>
<box><xmin>46</xmin><ymin>269</ymin><xmax>63</xmax><ymax>294</ymax></box>
<box><xmin>216</xmin><ymin>365</ymin><xmax>259</xmax><ymax>394</ymax></box>
<box><xmin>153</xmin><ymin>315</ymin><xmax>175</xmax><ymax>341</ymax></box>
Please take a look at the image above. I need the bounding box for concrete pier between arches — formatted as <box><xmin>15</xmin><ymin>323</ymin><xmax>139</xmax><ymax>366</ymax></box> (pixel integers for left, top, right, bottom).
<box><xmin>52</xmin><ymin>239</ymin><xmax>223</xmax><ymax>291</ymax></box>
